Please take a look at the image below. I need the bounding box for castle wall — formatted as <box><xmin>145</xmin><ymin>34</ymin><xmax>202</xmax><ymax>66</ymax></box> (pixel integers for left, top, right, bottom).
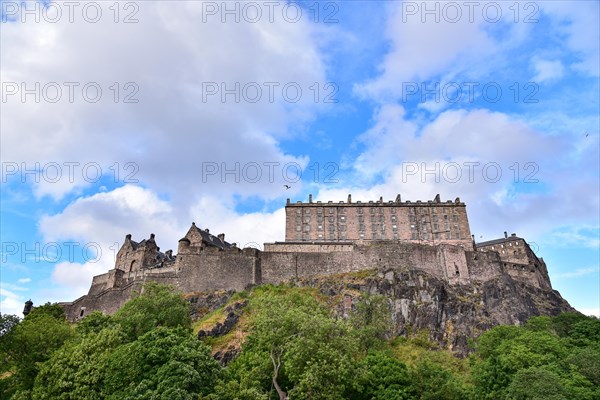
<box><xmin>60</xmin><ymin>280</ymin><xmax>142</xmax><ymax>321</ymax></box>
<box><xmin>261</xmin><ymin>242</ymin><xmax>469</xmax><ymax>284</ymax></box>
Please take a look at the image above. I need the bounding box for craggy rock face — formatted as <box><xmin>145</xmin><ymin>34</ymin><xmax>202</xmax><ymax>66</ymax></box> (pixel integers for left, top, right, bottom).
<box><xmin>300</xmin><ymin>269</ymin><xmax>574</xmax><ymax>357</ymax></box>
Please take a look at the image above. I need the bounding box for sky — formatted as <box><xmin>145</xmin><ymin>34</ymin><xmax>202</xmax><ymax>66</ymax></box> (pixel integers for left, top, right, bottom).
<box><xmin>1</xmin><ymin>0</ymin><xmax>598</xmax><ymax>317</ymax></box>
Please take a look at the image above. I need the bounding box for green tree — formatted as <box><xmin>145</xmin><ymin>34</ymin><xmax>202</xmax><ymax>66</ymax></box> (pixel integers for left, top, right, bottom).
<box><xmin>103</xmin><ymin>326</ymin><xmax>220</xmax><ymax>399</ymax></box>
<box><xmin>112</xmin><ymin>282</ymin><xmax>192</xmax><ymax>341</ymax></box>
<box><xmin>0</xmin><ymin>314</ymin><xmax>21</xmax><ymax>337</ymax></box>
<box><xmin>223</xmin><ymin>288</ymin><xmax>359</xmax><ymax>400</ymax></box>
<box><xmin>76</xmin><ymin>311</ymin><xmax>113</xmax><ymax>336</ymax></box>
<box><xmin>350</xmin><ymin>295</ymin><xmax>393</xmax><ymax>354</ymax></box>
<box><xmin>409</xmin><ymin>360</ymin><xmax>470</xmax><ymax>400</ymax></box>
<box><xmin>31</xmin><ymin>327</ymin><xmax>123</xmax><ymax>400</ymax></box>
<box><xmin>348</xmin><ymin>351</ymin><xmax>410</xmax><ymax>400</ymax></box>
<box><xmin>1</xmin><ymin>303</ymin><xmax>74</xmax><ymax>394</ymax></box>
<box><xmin>505</xmin><ymin>367</ymin><xmax>568</xmax><ymax>400</ymax></box>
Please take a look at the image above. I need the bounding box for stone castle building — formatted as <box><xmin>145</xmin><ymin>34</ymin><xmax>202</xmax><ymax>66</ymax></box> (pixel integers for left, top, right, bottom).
<box><xmin>58</xmin><ymin>194</ymin><xmax>552</xmax><ymax>321</ymax></box>
<box><xmin>285</xmin><ymin>194</ymin><xmax>472</xmax><ymax>248</ymax></box>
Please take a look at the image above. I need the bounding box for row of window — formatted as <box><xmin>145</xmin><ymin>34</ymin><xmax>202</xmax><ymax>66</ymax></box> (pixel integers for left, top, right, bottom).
<box><xmin>295</xmin><ymin>207</ymin><xmax>461</xmax><ymax>216</ymax></box>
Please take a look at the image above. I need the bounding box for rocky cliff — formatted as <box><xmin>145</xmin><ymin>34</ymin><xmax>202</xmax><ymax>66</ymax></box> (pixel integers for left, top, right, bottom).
<box><xmin>190</xmin><ymin>268</ymin><xmax>574</xmax><ymax>360</ymax></box>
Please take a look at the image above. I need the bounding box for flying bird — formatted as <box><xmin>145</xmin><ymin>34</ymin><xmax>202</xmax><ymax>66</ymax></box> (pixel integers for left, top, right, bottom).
<box><xmin>283</xmin><ymin>185</ymin><xmax>291</xmax><ymax>190</ymax></box>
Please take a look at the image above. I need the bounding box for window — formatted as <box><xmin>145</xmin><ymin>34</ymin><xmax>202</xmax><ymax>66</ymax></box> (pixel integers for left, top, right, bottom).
<box><xmin>296</xmin><ymin>225</ymin><xmax>301</xmax><ymax>232</ymax></box>
<box><xmin>304</xmin><ymin>225</ymin><xmax>310</xmax><ymax>232</ymax></box>
<box><xmin>411</xmin><ymin>232</ymin><xmax>418</xmax><ymax>240</ymax></box>
<box><xmin>328</xmin><ymin>208</ymin><xmax>334</xmax><ymax>215</ymax></box>
<box><xmin>370</xmin><ymin>208</ymin><xmax>375</xmax><ymax>214</ymax></box>
<box><xmin>391</xmin><ymin>207</ymin><xmax>396</xmax><ymax>214</ymax></box>
<box><xmin>358</xmin><ymin>208</ymin><xmax>363</xmax><ymax>214</ymax></box>
<box><xmin>317</xmin><ymin>208</ymin><xmax>323</xmax><ymax>214</ymax></box>
<box><xmin>452</xmin><ymin>215</ymin><xmax>458</xmax><ymax>222</ymax></box>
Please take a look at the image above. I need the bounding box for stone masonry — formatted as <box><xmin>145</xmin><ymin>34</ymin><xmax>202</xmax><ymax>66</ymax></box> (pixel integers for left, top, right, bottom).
<box><xmin>58</xmin><ymin>194</ymin><xmax>553</xmax><ymax>321</ymax></box>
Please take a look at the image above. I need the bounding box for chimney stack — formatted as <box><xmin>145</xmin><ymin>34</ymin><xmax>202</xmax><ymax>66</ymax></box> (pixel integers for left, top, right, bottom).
<box><xmin>166</xmin><ymin>250</ymin><xmax>173</xmax><ymax>258</ymax></box>
<box><xmin>395</xmin><ymin>194</ymin><xmax>401</xmax><ymax>203</ymax></box>
<box><xmin>348</xmin><ymin>194</ymin><xmax>352</xmax><ymax>203</ymax></box>
<box><xmin>309</xmin><ymin>194</ymin><xmax>313</xmax><ymax>203</ymax></box>
<box><xmin>150</xmin><ymin>233</ymin><xmax>155</xmax><ymax>240</ymax></box>
<box><xmin>218</xmin><ymin>233</ymin><xmax>225</xmax><ymax>242</ymax></box>
<box><xmin>504</xmin><ymin>231</ymin><xmax>508</xmax><ymax>238</ymax></box>
<box><xmin>126</xmin><ymin>234</ymin><xmax>132</xmax><ymax>240</ymax></box>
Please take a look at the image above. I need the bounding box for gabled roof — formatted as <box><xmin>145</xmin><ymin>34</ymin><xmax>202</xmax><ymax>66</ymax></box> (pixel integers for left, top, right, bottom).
<box><xmin>184</xmin><ymin>223</ymin><xmax>234</xmax><ymax>250</ymax></box>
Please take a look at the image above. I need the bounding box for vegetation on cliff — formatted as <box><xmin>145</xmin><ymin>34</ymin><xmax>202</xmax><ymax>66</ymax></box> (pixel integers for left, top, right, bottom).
<box><xmin>1</xmin><ymin>283</ymin><xmax>598</xmax><ymax>399</ymax></box>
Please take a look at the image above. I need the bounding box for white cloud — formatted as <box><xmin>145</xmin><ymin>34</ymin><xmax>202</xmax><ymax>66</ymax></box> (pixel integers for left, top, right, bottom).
<box><xmin>17</xmin><ymin>278</ymin><xmax>31</xmax><ymax>284</ymax></box>
<box><xmin>36</xmin><ymin>184</ymin><xmax>286</xmax><ymax>298</ymax></box>
<box><xmin>576</xmin><ymin>308</ymin><xmax>600</xmax><ymax>318</ymax></box>
<box><xmin>1</xmin><ymin>1</ymin><xmax>330</xmax><ymax>201</ymax></box>
<box><xmin>532</xmin><ymin>59</ymin><xmax>565</xmax><ymax>82</ymax></box>
<box><xmin>0</xmin><ymin>286</ymin><xmax>25</xmax><ymax>316</ymax></box>
<box><xmin>555</xmin><ymin>267</ymin><xmax>599</xmax><ymax>279</ymax></box>
<box><xmin>540</xmin><ymin>2</ymin><xmax>600</xmax><ymax>77</ymax></box>
<box><xmin>51</xmin><ymin>261</ymin><xmax>107</xmax><ymax>298</ymax></box>
<box><xmin>318</xmin><ymin>105</ymin><xmax>598</xmax><ymax>246</ymax></box>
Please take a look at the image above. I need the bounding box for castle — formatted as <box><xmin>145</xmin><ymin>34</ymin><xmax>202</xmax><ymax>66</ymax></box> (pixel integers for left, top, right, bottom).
<box><xmin>58</xmin><ymin>194</ymin><xmax>552</xmax><ymax>321</ymax></box>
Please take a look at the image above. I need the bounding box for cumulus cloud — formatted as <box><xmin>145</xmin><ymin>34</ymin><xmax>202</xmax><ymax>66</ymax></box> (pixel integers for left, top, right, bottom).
<box><xmin>317</xmin><ymin>105</ymin><xmax>598</xmax><ymax>244</ymax></box>
<box><xmin>37</xmin><ymin>184</ymin><xmax>286</xmax><ymax>296</ymax></box>
<box><xmin>532</xmin><ymin>58</ymin><xmax>565</xmax><ymax>82</ymax></box>
<box><xmin>0</xmin><ymin>283</ymin><xmax>28</xmax><ymax>316</ymax></box>
<box><xmin>1</xmin><ymin>1</ymin><xmax>330</xmax><ymax>201</ymax></box>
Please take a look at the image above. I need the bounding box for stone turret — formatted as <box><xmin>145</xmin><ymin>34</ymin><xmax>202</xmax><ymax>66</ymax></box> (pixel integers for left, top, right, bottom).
<box><xmin>23</xmin><ymin>299</ymin><xmax>33</xmax><ymax>316</ymax></box>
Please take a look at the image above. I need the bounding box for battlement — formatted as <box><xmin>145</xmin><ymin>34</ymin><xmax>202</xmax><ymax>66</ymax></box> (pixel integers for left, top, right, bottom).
<box><xmin>286</xmin><ymin>193</ymin><xmax>465</xmax><ymax>207</ymax></box>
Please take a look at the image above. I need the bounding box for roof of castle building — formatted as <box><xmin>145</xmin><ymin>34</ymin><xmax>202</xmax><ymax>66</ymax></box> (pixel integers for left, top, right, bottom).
<box><xmin>189</xmin><ymin>224</ymin><xmax>234</xmax><ymax>250</ymax></box>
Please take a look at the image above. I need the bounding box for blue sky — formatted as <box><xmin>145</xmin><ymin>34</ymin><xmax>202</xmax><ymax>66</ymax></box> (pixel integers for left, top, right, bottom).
<box><xmin>1</xmin><ymin>0</ymin><xmax>598</xmax><ymax>316</ymax></box>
